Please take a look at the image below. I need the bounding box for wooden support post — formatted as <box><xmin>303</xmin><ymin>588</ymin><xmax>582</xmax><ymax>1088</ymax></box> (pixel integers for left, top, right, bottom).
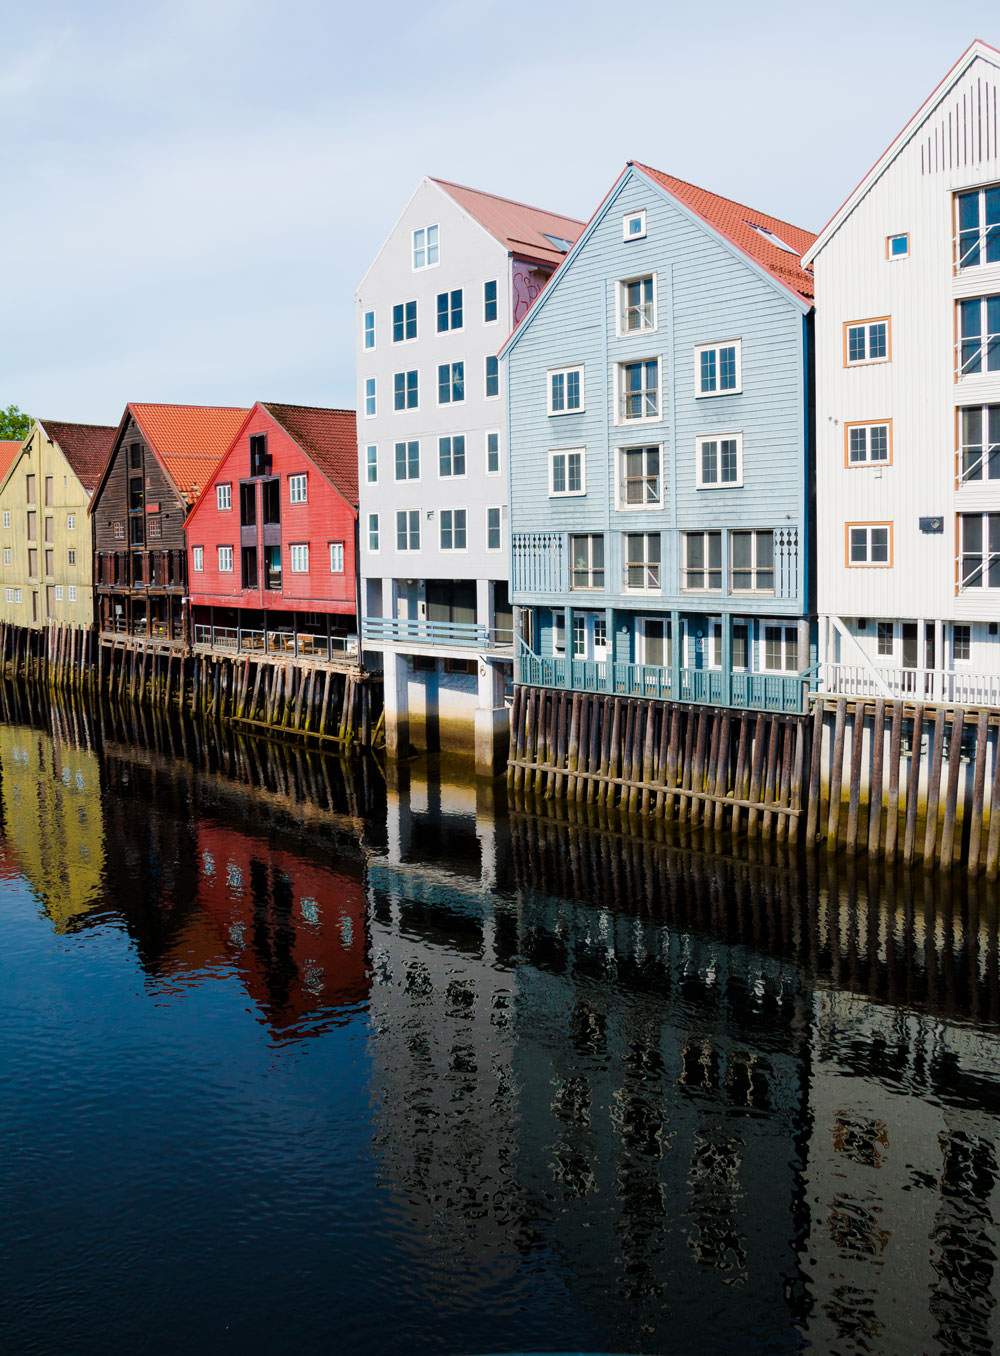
<box><xmin>885</xmin><ymin>702</ymin><xmax>903</xmax><ymax>862</ymax></box>
<box><xmin>867</xmin><ymin>699</ymin><xmax>885</xmax><ymax>855</ymax></box>
<box><xmin>826</xmin><ymin>698</ymin><xmax>847</xmax><ymax>847</ymax></box>
<box><xmin>969</xmin><ymin>710</ymin><xmax>990</xmax><ymax>874</ymax></box>
<box><xmin>902</xmin><ymin>705</ymin><xmax>925</xmax><ymax>868</ymax></box>
<box><xmin>939</xmin><ymin>708</ymin><xmax>965</xmax><ymax>869</ymax></box>
<box><xmin>922</xmin><ymin>708</ymin><xmax>946</xmax><ymax>868</ymax></box>
<box><xmin>845</xmin><ymin>703</ymin><xmax>866</xmax><ymax>855</ymax></box>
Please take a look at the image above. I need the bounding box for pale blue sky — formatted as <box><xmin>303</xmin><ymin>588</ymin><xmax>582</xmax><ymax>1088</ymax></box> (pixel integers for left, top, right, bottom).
<box><xmin>1</xmin><ymin>0</ymin><xmax>988</xmax><ymax>423</ymax></box>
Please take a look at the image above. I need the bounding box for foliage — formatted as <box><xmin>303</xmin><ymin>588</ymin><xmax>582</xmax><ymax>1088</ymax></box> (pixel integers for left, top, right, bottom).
<box><xmin>0</xmin><ymin>405</ymin><xmax>31</xmax><ymax>441</ymax></box>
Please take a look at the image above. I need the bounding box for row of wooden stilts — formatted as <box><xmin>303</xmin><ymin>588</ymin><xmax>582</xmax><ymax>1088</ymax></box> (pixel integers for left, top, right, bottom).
<box><xmin>0</xmin><ymin>622</ymin><xmax>99</xmax><ymax>690</ymax></box>
<box><xmin>507</xmin><ymin>686</ymin><xmax>807</xmax><ymax>843</ymax></box>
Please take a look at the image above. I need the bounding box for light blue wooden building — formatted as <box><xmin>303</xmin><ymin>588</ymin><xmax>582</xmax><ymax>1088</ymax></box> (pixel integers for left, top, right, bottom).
<box><xmin>500</xmin><ymin>161</ymin><xmax>817</xmax><ymax>714</ymax></box>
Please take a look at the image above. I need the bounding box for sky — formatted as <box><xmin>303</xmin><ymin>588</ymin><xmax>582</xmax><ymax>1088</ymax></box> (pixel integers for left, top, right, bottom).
<box><xmin>2</xmin><ymin>0</ymin><xmax>991</xmax><ymax>426</ymax></box>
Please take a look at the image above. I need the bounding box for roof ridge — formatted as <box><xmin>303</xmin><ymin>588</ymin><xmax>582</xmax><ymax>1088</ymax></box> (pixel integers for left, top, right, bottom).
<box><xmin>262</xmin><ymin>401</ymin><xmax>356</xmax><ymax>415</ymax></box>
<box><xmin>129</xmin><ymin>401</ymin><xmax>249</xmax><ymax>412</ymax></box>
<box><xmin>40</xmin><ymin>419</ymin><xmax>117</xmax><ymax>431</ymax></box>
<box><xmin>431</xmin><ymin>176</ymin><xmax>585</xmax><ymax>225</ymax></box>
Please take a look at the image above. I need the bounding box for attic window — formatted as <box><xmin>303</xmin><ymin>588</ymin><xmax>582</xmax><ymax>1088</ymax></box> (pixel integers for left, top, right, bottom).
<box><xmin>745</xmin><ymin>221</ymin><xmax>799</xmax><ymax>256</ymax></box>
<box><xmin>542</xmin><ymin>233</ymin><xmax>574</xmax><ymax>253</ymax></box>
<box><xmin>623</xmin><ymin>211</ymin><xmax>646</xmax><ymax>241</ymax></box>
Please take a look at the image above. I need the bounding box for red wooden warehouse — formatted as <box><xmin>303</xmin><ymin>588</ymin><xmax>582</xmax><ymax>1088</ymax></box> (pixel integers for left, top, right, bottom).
<box><xmin>186</xmin><ymin>402</ymin><xmax>359</xmax><ymax>660</ymax></box>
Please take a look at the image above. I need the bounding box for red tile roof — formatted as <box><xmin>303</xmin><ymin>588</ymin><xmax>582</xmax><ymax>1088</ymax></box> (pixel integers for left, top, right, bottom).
<box><xmin>261</xmin><ymin>403</ymin><xmax>358</xmax><ymax>508</ymax></box>
<box><xmin>634</xmin><ymin>163</ymin><xmax>816</xmax><ymax>301</ymax></box>
<box><xmin>129</xmin><ymin>403</ymin><xmax>250</xmax><ymax>504</ymax></box>
<box><xmin>432</xmin><ymin>178</ymin><xmax>586</xmax><ymax>267</ymax></box>
<box><xmin>0</xmin><ymin>440</ymin><xmax>22</xmax><ymax>480</ymax></box>
<box><xmin>38</xmin><ymin>421</ymin><xmax>117</xmax><ymax>493</ymax></box>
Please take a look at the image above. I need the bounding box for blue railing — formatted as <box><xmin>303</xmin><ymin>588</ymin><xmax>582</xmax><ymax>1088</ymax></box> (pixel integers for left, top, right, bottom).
<box><xmin>363</xmin><ymin>617</ymin><xmax>514</xmax><ymax>649</ymax></box>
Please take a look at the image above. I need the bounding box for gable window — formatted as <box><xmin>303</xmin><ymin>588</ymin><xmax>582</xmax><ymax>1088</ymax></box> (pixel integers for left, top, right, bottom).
<box><xmin>570</xmin><ymin>533</ymin><xmax>604</xmax><ymax>589</ymax></box>
<box><xmin>289</xmin><ymin>473</ymin><xmax>307</xmax><ymax>503</ymax></box>
<box><xmin>847</xmin><ymin>522</ymin><xmax>892</xmax><ymax>566</ymax></box>
<box><xmin>67</xmin><ymin>548</ymin><xmax>76</xmax><ymax>565</ymax></box>
<box><xmin>959</xmin><ymin>405</ymin><xmax>1000</xmax><ymax>481</ymax></box>
<box><xmin>2</xmin><ymin>549</ymin><xmax>8</xmax><ymax>565</ymax></box>
<box><xmin>618</xmin><ymin>445</ymin><xmax>661</xmax><ymax>506</ymax></box>
<box><xmin>763</xmin><ymin>624</ymin><xmax>798</xmax><ymax>673</ymax></box>
<box><xmin>730</xmin><ymin>529</ymin><xmax>773</xmax><ymax>592</ymax></box>
<box><xmin>438</xmin><ymin>435</ymin><xmax>466</xmax><ymax>477</ymax></box>
<box><xmin>623</xmin><ymin>209</ymin><xmax>646</xmax><ymax>241</ymax></box>
<box><xmin>887</xmin><ymin>233</ymin><xmax>909</xmax><ymax>260</ymax></box>
<box><xmin>25</xmin><ymin>474</ymin><xmax>35</xmax><ymax>504</ymax></box>
<box><xmin>484</xmin><ymin>280</ymin><xmax>498</xmax><ymax>324</ymax></box>
<box><xmin>396</xmin><ymin>509</ymin><xmax>420</xmax><ymax>551</ymax></box>
<box><xmin>147</xmin><ymin>516</ymin><xmax>161</xmax><ymax>540</ymax></box>
<box><xmin>486</xmin><ymin>507</ymin><xmax>501</xmax><ymax>551</ymax></box>
<box><xmin>486</xmin><ymin>431</ymin><xmax>500</xmax><ymax>475</ymax></box>
<box><xmin>66</xmin><ymin>513</ymin><xmax>75</xmax><ymax>530</ymax></box>
<box><xmin>216</xmin><ymin>483</ymin><xmax>232</xmax><ymax>511</ymax></box>
<box><xmin>619</xmin><ymin>359</ymin><xmax>659</xmax><ymax>421</ymax></box>
<box><xmin>366</xmin><ymin>444</ymin><xmax>378</xmax><ymax>483</ymax></box>
<box><xmin>2</xmin><ymin>511</ymin><xmax>8</xmax><ymax>527</ymax></box>
<box><xmin>394</xmin><ymin>370</ymin><xmax>418</xmax><ymax>410</ymax></box>
<box><xmin>681</xmin><ymin>531</ymin><xmax>722</xmax><ymax>591</ymax></box>
<box><xmin>392</xmin><ymin>300</ymin><xmax>417</xmax><ymax>342</ymax></box>
<box><xmin>550</xmin><ymin>447</ymin><xmax>584</xmax><ymax>496</ymax></box>
<box><xmin>365</xmin><ymin>378</ymin><xmax>376</xmax><ymax>417</ymax></box>
<box><xmin>394</xmin><ymin>440</ymin><xmax>420</xmax><ymax>481</ymax></box>
<box><xmin>436</xmin><ymin>289</ymin><xmax>463</xmax><ymax>332</ymax></box>
<box><xmin>846</xmin><ymin>421</ymin><xmax>891</xmax><ymax>466</ymax></box>
<box><xmin>695</xmin><ymin>341</ymin><xmax>741</xmax><ymax>395</ymax></box>
<box><xmin>956</xmin><ymin>186</ymin><xmax>1000</xmax><ymax>268</ymax></box>
<box><xmin>959</xmin><ymin>513</ymin><xmax>1000</xmax><ymax>588</ymax></box>
<box><xmin>437</xmin><ymin>362</ymin><xmax>464</xmax><ymax>404</ymax></box>
<box><xmin>549</xmin><ymin>365</ymin><xmax>583</xmax><ymax>414</ymax></box>
<box><xmin>958</xmin><ymin>296</ymin><xmax>1000</xmax><ymax>375</ymax></box>
<box><xmin>624</xmin><ymin>532</ymin><xmax>660</xmax><ymax>590</ymax></box>
<box><xmin>218</xmin><ymin>545</ymin><xmax>233</xmax><ymax>572</ymax></box>
<box><xmin>696</xmin><ymin>433</ymin><xmax>743</xmax><ymax>487</ymax></box>
<box><xmin>440</xmin><ymin>509</ymin><xmax>467</xmax><ymax>550</ymax></box>
<box><xmin>413</xmin><ymin>224</ymin><xmax>439</xmax><ymax>269</ymax></box>
<box><xmin>363</xmin><ymin>310</ymin><xmax>375</xmax><ymax>349</ymax></box>
<box><xmin>290</xmin><ymin>543</ymin><xmax>309</xmax><ymax>573</ymax></box>
<box><xmin>329</xmin><ymin>541</ymin><xmax>345</xmax><ymax>573</ymax></box>
<box><xmin>113</xmin><ymin>520</ymin><xmax>125</xmax><ymax>540</ymax></box>
<box><xmin>485</xmin><ymin>355</ymin><xmax>499</xmax><ymax>398</ymax></box>
<box><xmin>250</xmin><ymin>433</ymin><xmax>270</xmax><ymax>476</ymax></box>
<box><xmin>619</xmin><ymin>276</ymin><xmax>655</xmax><ymax>333</ymax></box>
<box><xmin>368</xmin><ymin>513</ymin><xmax>379</xmax><ymax>551</ymax></box>
<box><xmin>844</xmin><ymin>318</ymin><xmax>890</xmax><ymax>366</ymax></box>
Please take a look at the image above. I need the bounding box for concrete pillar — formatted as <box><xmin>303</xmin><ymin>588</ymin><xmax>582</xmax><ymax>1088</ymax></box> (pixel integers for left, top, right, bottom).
<box><xmin>383</xmin><ymin>651</ymin><xmax>410</xmax><ymax>760</ymax></box>
<box><xmin>474</xmin><ymin>657</ymin><xmax>508</xmax><ymax>777</ymax></box>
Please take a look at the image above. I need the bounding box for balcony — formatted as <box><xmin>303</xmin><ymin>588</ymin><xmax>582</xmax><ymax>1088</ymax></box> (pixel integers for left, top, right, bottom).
<box><xmin>821</xmin><ymin>661</ymin><xmax>1000</xmax><ymax>707</ymax></box>
<box><xmin>193</xmin><ymin>624</ymin><xmax>359</xmax><ymax>662</ymax></box>
<box><xmin>363</xmin><ymin>617</ymin><xmax>513</xmax><ymax>651</ymax></box>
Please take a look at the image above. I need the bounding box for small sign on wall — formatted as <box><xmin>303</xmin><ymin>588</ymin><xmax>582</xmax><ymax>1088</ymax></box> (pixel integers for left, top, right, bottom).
<box><xmin>919</xmin><ymin>516</ymin><xmax>943</xmax><ymax>533</ymax></box>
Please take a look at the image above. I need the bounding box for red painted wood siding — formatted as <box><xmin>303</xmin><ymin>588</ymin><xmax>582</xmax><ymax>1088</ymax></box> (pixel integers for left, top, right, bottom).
<box><xmin>186</xmin><ymin>406</ymin><xmax>357</xmax><ymax>615</ymax></box>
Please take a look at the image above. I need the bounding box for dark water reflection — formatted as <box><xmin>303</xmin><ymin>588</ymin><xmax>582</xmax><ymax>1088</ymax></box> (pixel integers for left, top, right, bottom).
<box><xmin>1</xmin><ymin>691</ymin><xmax>999</xmax><ymax>1356</ymax></box>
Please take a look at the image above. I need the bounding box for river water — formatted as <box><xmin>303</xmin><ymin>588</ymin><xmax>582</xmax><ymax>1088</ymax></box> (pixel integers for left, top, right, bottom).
<box><xmin>1</xmin><ymin>694</ymin><xmax>999</xmax><ymax>1356</ymax></box>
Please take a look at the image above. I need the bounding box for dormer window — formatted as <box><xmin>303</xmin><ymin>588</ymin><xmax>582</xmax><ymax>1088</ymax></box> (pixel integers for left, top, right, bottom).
<box><xmin>250</xmin><ymin>433</ymin><xmax>270</xmax><ymax>476</ymax></box>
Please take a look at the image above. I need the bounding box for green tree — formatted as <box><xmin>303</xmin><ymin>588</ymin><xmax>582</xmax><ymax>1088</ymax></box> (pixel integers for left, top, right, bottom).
<box><xmin>0</xmin><ymin>405</ymin><xmax>31</xmax><ymax>441</ymax></box>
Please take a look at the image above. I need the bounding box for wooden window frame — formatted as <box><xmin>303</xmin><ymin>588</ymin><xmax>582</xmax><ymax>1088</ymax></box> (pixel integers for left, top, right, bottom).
<box><xmin>844</xmin><ymin>419</ymin><xmax>893</xmax><ymax>468</ymax></box>
<box><xmin>845</xmin><ymin>521</ymin><xmax>893</xmax><ymax>567</ymax></box>
<box><xmin>842</xmin><ymin>317</ymin><xmax>891</xmax><ymax>367</ymax></box>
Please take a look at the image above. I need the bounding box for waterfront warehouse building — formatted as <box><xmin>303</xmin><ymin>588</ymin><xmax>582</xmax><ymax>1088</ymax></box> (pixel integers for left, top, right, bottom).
<box><xmin>355</xmin><ymin>176</ymin><xmax>584</xmax><ymax>770</ymax></box>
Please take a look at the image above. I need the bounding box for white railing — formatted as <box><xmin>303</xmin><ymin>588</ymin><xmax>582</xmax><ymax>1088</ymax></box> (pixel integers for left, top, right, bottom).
<box><xmin>821</xmin><ymin>661</ymin><xmax>1000</xmax><ymax>707</ymax></box>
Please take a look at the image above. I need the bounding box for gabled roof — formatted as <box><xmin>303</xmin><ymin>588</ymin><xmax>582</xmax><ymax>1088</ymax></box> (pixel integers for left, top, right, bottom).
<box><xmin>0</xmin><ymin>441</ymin><xmax>22</xmax><ymax>481</ymax></box>
<box><xmin>37</xmin><ymin>420</ymin><xmax>117</xmax><ymax>494</ymax></box>
<box><xmin>634</xmin><ymin>162</ymin><xmax>816</xmax><ymax>300</ymax></box>
<box><xmin>128</xmin><ymin>402</ymin><xmax>250</xmax><ymax>504</ymax></box>
<box><xmin>261</xmin><ymin>403</ymin><xmax>359</xmax><ymax>508</ymax></box>
<box><xmin>432</xmin><ymin>178</ymin><xmax>586</xmax><ymax>268</ymax></box>
<box><xmin>803</xmin><ymin>39</ymin><xmax>1000</xmax><ymax>265</ymax></box>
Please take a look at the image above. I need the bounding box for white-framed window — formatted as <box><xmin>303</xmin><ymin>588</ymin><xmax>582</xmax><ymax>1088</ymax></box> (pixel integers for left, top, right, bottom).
<box><xmin>617</xmin><ymin>445</ymin><xmax>661</xmax><ymax>507</ymax></box>
<box><xmin>624</xmin><ymin>532</ymin><xmax>660</xmax><ymax>590</ymax></box>
<box><xmin>762</xmin><ymin>624</ymin><xmax>798</xmax><ymax>673</ymax></box>
<box><xmin>876</xmin><ymin>620</ymin><xmax>895</xmax><ymax>656</ymax></box>
<box><xmin>618</xmin><ymin>359</ymin><xmax>659</xmax><ymax>422</ymax></box>
<box><xmin>5</xmin><ymin>588</ymin><xmax>11</xmax><ymax>602</ymax></box>
<box><xmin>393</xmin><ymin>370</ymin><xmax>418</xmax><ymax>410</ymax></box>
<box><xmin>552</xmin><ymin>609</ymin><xmax>566</xmax><ymax>655</ymax></box>
<box><xmin>696</xmin><ymin>433</ymin><xmax>743</xmax><ymax>487</ymax></box>
<box><xmin>695</xmin><ymin>340</ymin><xmax>742</xmax><ymax>395</ymax></box>
<box><xmin>218</xmin><ymin>545</ymin><xmax>233</xmax><ymax>572</ymax></box>
<box><xmin>484</xmin><ymin>279</ymin><xmax>498</xmax><ymax>324</ymax></box>
<box><xmin>365</xmin><ymin>377</ymin><xmax>376</xmax><ymax>417</ymax></box>
<box><xmin>438</xmin><ymin>435</ymin><xmax>466</xmax><ymax>477</ymax></box>
<box><xmin>329</xmin><ymin>541</ymin><xmax>344</xmax><ymax>573</ymax></box>
<box><xmin>13</xmin><ymin>588</ymin><xmax>20</xmax><ymax>603</ymax></box>
<box><xmin>623</xmin><ymin>209</ymin><xmax>646</xmax><ymax>241</ymax></box>
<box><xmin>486</xmin><ymin>506</ymin><xmax>501</xmax><ymax>551</ymax></box>
<box><xmin>392</xmin><ymin>300</ymin><xmax>417</xmax><ymax>342</ymax></box>
<box><xmin>485</xmin><ymin>355</ymin><xmax>499</xmax><ymax>398</ymax></box>
<box><xmin>486</xmin><ymin>431</ymin><xmax>500</xmax><ymax>475</ymax></box>
<box><xmin>368</xmin><ymin>513</ymin><xmax>379</xmax><ymax>552</ymax></box>
<box><xmin>958</xmin><ymin>296</ymin><xmax>1000</xmax><ymax>376</ymax></box>
<box><xmin>959</xmin><ymin>512</ymin><xmax>1000</xmax><ymax>588</ymax></box>
<box><xmin>66</xmin><ymin>513</ymin><xmax>75</xmax><ymax>530</ymax></box>
<box><xmin>846</xmin><ymin>421</ymin><xmax>891</xmax><ymax>466</ymax></box>
<box><xmin>216</xmin><ymin>483</ymin><xmax>232</xmax><ymax>511</ymax></box>
<box><xmin>395</xmin><ymin>440</ymin><xmax>420</xmax><ymax>481</ymax></box>
<box><xmin>193</xmin><ymin>546</ymin><xmax>204</xmax><ymax>572</ymax></box>
<box><xmin>619</xmin><ymin>276</ymin><xmax>655</xmax><ymax>334</ymax></box>
<box><xmin>959</xmin><ymin>404</ymin><xmax>1000</xmax><ymax>481</ymax></box>
<box><xmin>2</xmin><ymin>511</ymin><xmax>9</xmax><ymax>528</ymax></box>
<box><xmin>396</xmin><ymin>509</ymin><xmax>420</xmax><ymax>551</ymax></box>
<box><xmin>289</xmin><ymin>473</ymin><xmax>307</xmax><ymax>503</ymax></box>
<box><xmin>440</xmin><ymin>508</ymin><xmax>467</xmax><ymax>551</ymax></box>
<box><xmin>290</xmin><ymin>543</ymin><xmax>309</xmax><ymax>573</ymax></box>
<box><xmin>887</xmin><ymin>233</ymin><xmax>909</xmax><ymax>260</ymax></box>
<box><xmin>549</xmin><ymin>447</ymin><xmax>585</xmax><ymax>496</ymax></box>
<box><xmin>436</xmin><ymin>289</ymin><xmax>463</xmax><ymax>332</ymax></box>
<box><xmin>364</xmin><ymin>310</ymin><xmax>375</xmax><ymax>349</ymax></box>
<box><xmin>956</xmin><ymin>186</ymin><xmax>1000</xmax><ymax>268</ymax></box>
<box><xmin>55</xmin><ymin>584</ymin><xmax>63</xmax><ymax>601</ymax></box>
<box><xmin>570</xmin><ymin>534</ymin><xmax>604</xmax><ymax>589</ymax></box>
<box><xmin>412</xmin><ymin>224</ymin><xmax>439</xmax><ymax>269</ymax></box>
<box><xmin>709</xmin><ymin>620</ymin><xmax>750</xmax><ymax>670</ymax></box>
<box><xmin>68</xmin><ymin>585</ymin><xmax>76</xmax><ymax>602</ymax></box>
<box><xmin>2</xmin><ymin>549</ymin><xmax>9</xmax><ymax>566</ymax></box>
<box><xmin>437</xmin><ymin>362</ymin><xmax>464</xmax><ymax>404</ymax></box>
<box><xmin>548</xmin><ymin>365</ymin><xmax>583</xmax><ymax>415</ymax></box>
<box><xmin>681</xmin><ymin>531</ymin><xmax>722</xmax><ymax>591</ymax></box>
<box><xmin>67</xmin><ymin>549</ymin><xmax>76</xmax><ymax>565</ymax></box>
<box><xmin>730</xmin><ymin>529</ymin><xmax>774</xmax><ymax>592</ymax></box>
<box><xmin>845</xmin><ymin>318</ymin><xmax>890</xmax><ymax>366</ymax></box>
<box><xmin>366</xmin><ymin>444</ymin><xmax>378</xmax><ymax>483</ymax></box>
<box><xmin>847</xmin><ymin>522</ymin><xmax>892</xmax><ymax>567</ymax></box>
<box><xmin>953</xmin><ymin>623</ymin><xmax>972</xmax><ymax>662</ymax></box>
